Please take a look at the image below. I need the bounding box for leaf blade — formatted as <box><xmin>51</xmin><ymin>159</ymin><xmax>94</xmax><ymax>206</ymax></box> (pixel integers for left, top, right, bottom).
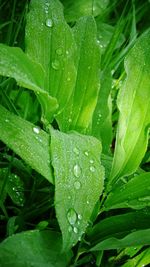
<box><xmin>50</xmin><ymin>128</ymin><xmax>104</xmax><ymax>250</ymax></box>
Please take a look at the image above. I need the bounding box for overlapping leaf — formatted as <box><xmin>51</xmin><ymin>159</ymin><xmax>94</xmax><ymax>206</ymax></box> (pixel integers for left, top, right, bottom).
<box><xmin>57</xmin><ymin>16</ymin><xmax>101</xmax><ymax>134</ymax></box>
<box><xmin>26</xmin><ymin>0</ymin><xmax>76</xmax><ymax>117</ymax></box>
<box><xmin>110</xmin><ymin>29</ymin><xmax>150</xmax><ymax>183</ymax></box>
<box><xmin>0</xmin><ymin>105</ymin><xmax>53</xmax><ymax>183</ymax></box>
<box><xmin>0</xmin><ymin>44</ymin><xmax>58</xmax><ymax>123</ymax></box>
<box><xmin>50</xmin><ymin>128</ymin><xmax>104</xmax><ymax>250</ymax></box>
<box><xmin>104</xmin><ymin>173</ymin><xmax>150</xmax><ymax>210</ymax></box>
<box><xmin>92</xmin><ymin>68</ymin><xmax>112</xmax><ymax>153</ymax></box>
<box><xmin>0</xmin><ymin>230</ymin><xmax>72</xmax><ymax>267</ymax></box>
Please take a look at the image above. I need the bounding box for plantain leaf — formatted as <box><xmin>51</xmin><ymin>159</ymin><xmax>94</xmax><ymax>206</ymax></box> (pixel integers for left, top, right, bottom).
<box><xmin>0</xmin><ymin>105</ymin><xmax>53</xmax><ymax>184</ymax></box>
<box><xmin>110</xmin><ymin>29</ymin><xmax>150</xmax><ymax>183</ymax></box>
<box><xmin>90</xmin><ymin>229</ymin><xmax>150</xmax><ymax>251</ymax></box>
<box><xmin>88</xmin><ymin>210</ymin><xmax>150</xmax><ymax>246</ymax></box>
<box><xmin>61</xmin><ymin>0</ymin><xmax>109</xmax><ymax>22</ymax></box>
<box><xmin>0</xmin><ymin>230</ymin><xmax>72</xmax><ymax>267</ymax></box>
<box><xmin>121</xmin><ymin>247</ymin><xmax>150</xmax><ymax>267</ymax></box>
<box><xmin>0</xmin><ymin>44</ymin><xmax>58</xmax><ymax>123</ymax></box>
<box><xmin>104</xmin><ymin>173</ymin><xmax>150</xmax><ymax>210</ymax></box>
<box><xmin>56</xmin><ymin>16</ymin><xmax>101</xmax><ymax>134</ymax></box>
<box><xmin>50</xmin><ymin>128</ymin><xmax>104</xmax><ymax>250</ymax></box>
<box><xmin>91</xmin><ymin>68</ymin><xmax>112</xmax><ymax>153</ymax></box>
<box><xmin>26</xmin><ymin>0</ymin><xmax>76</xmax><ymax>117</ymax></box>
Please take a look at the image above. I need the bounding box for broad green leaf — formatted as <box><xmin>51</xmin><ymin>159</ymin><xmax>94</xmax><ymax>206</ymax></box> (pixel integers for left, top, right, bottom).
<box><xmin>0</xmin><ymin>105</ymin><xmax>53</xmax><ymax>184</ymax></box>
<box><xmin>90</xmin><ymin>229</ymin><xmax>150</xmax><ymax>251</ymax></box>
<box><xmin>110</xmin><ymin>29</ymin><xmax>150</xmax><ymax>183</ymax></box>
<box><xmin>104</xmin><ymin>173</ymin><xmax>150</xmax><ymax>210</ymax></box>
<box><xmin>0</xmin><ymin>230</ymin><xmax>72</xmax><ymax>267</ymax></box>
<box><xmin>26</xmin><ymin>0</ymin><xmax>76</xmax><ymax>116</ymax></box>
<box><xmin>56</xmin><ymin>16</ymin><xmax>101</xmax><ymax>134</ymax></box>
<box><xmin>0</xmin><ymin>44</ymin><xmax>58</xmax><ymax>123</ymax></box>
<box><xmin>50</xmin><ymin>128</ymin><xmax>104</xmax><ymax>250</ymax></box>
<box><xmin>92</xmin><ymin>69</ymin><xmax>112</xmax><ymax>153</ymax></box>
<box><xmin>61</xmin><ymin>0</ymin><xmax>109</xmax><ymax>22</ymax></box>
<box><xmin>88</xmin><ymin>210</ymin><xmax>150</xmax><ymax>245</ymax></box>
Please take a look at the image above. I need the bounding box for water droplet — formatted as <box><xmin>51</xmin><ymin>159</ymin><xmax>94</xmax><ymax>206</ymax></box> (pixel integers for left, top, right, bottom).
<box><xmin>68</xmin><ymin>226</ymin><xmax>72</xmax><ymax>232</ymax></box>
<box><xmin>66</xmin><ymin>50</ymin><xmax>69</xmax><ymax>55</ymax></box>
<box><xmin>45</xmin><ymin>18</ymin><xmax>53</xmax><ymax>28</ymax></box>
<box><xmin>87</xmin><ymin>200</ymin><xmax>89</xmax><ymax>205</ymax></box>
<box><xmin>33</xmin><ymin>126</ymin><xmax>41</xmax><ymax>134</ymax></box>
<box><xmin>74</xmin><ymin>181</ymin><xmax>81</xmax><ymax>190</ymax></box>
<box><xmin>5</xmin><ymin>119</ymin><xmax>9</xmax><ymax>122</ymax></box>
<box><xmin>73</xmin><ymin>164</ymin><xmax>81</xmax><ymax>178</ymax></box>
<box><xmin>68</xmin><ymin>118</ymin><xmax>72</xmax><ymax>123</ymax></box>
<box><xmin>52</xmin><ymin>59</ymin><xmax>60</xmax><ymax>70</ymax></box>
<box><xmin>67</xmin><ymin>208</ymin><xmax>77</xmax><ymax>225</ymax></box>
<box><xmin>68</xmin><ymin>195</ymin><xmax>71</xmax><ymax>200</ymax></box>
<box><xmin>90</xmin><ymin>166</ymin><xmax>96</xmax><ymax>173</ymax></box>
<box><xmin>73</xmin><ymin>147</ymin><xmax>79</xmax><ymax>155</ymax></box>
<box><xmin>90</xmin><ymin>159</ymin><xmax>94</xmax><ymax>164</ymax></box>
<box><xmin>84</xmin><ymin>151</ymin><xmax>89</xmax><ymax>156</ymax></box>
<box><xmin>78</xmin><ymin>214</ymin><xmax>82</xmax><ymax>220</ymax></box>
<box><xmin>73</xmin><ymin>227</ymin><xmax>78</xmax><ymax>233</ymax></box>
<box><xmin>56</xmin><ymin>48</ymin><xmax>63</xmax><ymax>55</ymax></box>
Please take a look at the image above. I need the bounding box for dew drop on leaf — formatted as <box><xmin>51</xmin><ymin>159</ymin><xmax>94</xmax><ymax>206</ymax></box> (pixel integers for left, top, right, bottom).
<box><xmin>67</xmin><ymin>208</ymin><xmax>77</xmax><ymax>225</ymax></box>
<box><xmin>73</xmin><ymin>147</ymin><xmax>79</xmax><ymax>155</ymax></box>
<box><xmin>33</xmin><ymin>126</ymin><xmax>41</xmax><ymax>134</ymax></box>
<box><xmin>52</xmin><ymin>59</ymin><xmax>60</xmax><ymax>70</ymax></box>
<box><xmin>73</xmin><ymin>227</ymin><xmax>78</xmax><ymax>234</ymax></box>
<box><xmin>90</xmin><ymin>159</ymin><xmax>94</xmax><ymax>164</ymax></box>
<box><xmin>84</xmin><ymin>151</ymin><xmax>89</xmax><ymax>156</ymax></box>
<box><xmin>90</xmin><ymin>166</ymin><xmax>96</xmax><ymax>173</ymax></box>
<box><xmin>68</xmin><ymin>226</ymin><xmax>72</xmax><ymax>232</ymax></box>
<box><xmin>45</xmin><ymin>18</ymin><xmax>53</xmax><ymax>28</ymax></box>
<box><xmin>74</xmin><ymin>181</ymin><xmax>81</xmax><ymax>190</ymax></box>
<box><xmin>78</xmin><ymin>214</ymin><xmax>82</xmax><ymax>220</ymax></box>
<box><xmin>73</xmin><ymin>164</ymin><xmax>82</xmax><ymax>178</ymax></box>
<box><xmin>56</xmin><ymin>48</ymin><xmax>63</xmax><ymax>55</ymax></box>
<box><xmin>87</xmin><ymin>200</ymin><xmax>90</xmax><ymax>205</ymax></box>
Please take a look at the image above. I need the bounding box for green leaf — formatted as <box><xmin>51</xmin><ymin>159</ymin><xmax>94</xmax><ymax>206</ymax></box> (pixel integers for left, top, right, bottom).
<box><xmin>57</xmin><ymin>16</ymin><xmax>101</xmax><ymax>134</ymax></box>
<box><xmin>0</xmin><ymin>105</ymin><xmax>53</xmax><ymax>184</ymax></box>
<box><xmin>92</xmin><ymin>68</ymin><xmax>112</xmax><ymax>153</ymax></box>
<box><xmin>0</xmin><ymin>230</ymin><xmax>72</xmax><ymax>267</ymax></box>
<box><xmin>26</xmin><ymin>0</ymin><xmax>76</xmax><ymax>116</ymax></box>
<box><xmin>88</xmin><ymin>210</ymin><xmax>150</xmax><ymax>246</ymax></box>
<box><xmin>104</xmin><ymin>173</ymin><xmax>150</xmax><ymax>210</ymax></box>
<box><xmin>110</xmin><ymin>29</ymin><xmax>150</xmax><ymax>183</ymax></box>
<box><xmin>0</xmin><ymin>44</ymin><xmax>58</xmax><ymax>123</ymax></box>
<box><xmin>122</xmin><ymin>247</ymin><xmax>150</xmax><ymax>267</ymax></box>
<box><xmin>90</xmin><ymin>229</ymin><xmax>150</xmax><ymax>251</ymax></box>
<box><xmin>61</xmin><ymin>0</ymin><xmax>109</xmax><ymax>22</ymax></box>
<box><xmin>50</xmin><ymin>128</ymin><xmax>104</xmax><ymax>250</ymax></box>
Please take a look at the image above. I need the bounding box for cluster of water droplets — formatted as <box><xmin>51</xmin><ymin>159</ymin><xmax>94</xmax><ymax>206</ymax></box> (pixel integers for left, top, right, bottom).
<box><xmin>67</xmin><ymin>208</ymin><xmax>82</xmax><ymax>234</ymax></box>
<box><xmin>32</xmin><ymin>126</ymin><xmax>42</xmax><ymax>143</ymax></box>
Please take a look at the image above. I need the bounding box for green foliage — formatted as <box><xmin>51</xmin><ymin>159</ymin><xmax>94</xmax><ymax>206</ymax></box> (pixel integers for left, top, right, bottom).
<box><xmin>0</xmin><ymin>0</ymin><xmax>150</xmax><ymax>266</ymax></box>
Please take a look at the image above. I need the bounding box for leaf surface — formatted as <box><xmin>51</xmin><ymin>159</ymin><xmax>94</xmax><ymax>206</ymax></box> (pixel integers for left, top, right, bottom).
<box><xmin>26</xmin><ymin>0</ymin><xmax>76</xmax><ymax>116</ymax></box>
<box><xmin>0</xmin><ymin>105</ymin><xmax>53</xmax><ymax>183</ymax></box>
<box><xmin>0</xmin><ymin>44</ymin><xmax>58</xmax><ymax>123</ymax></box>
<box><xmin>92</xmin><ymin>68</ymin><xmax>112</xmax><ymax>153</ymax></box>
<box><xmin>104</xmin><ymin>173</ymin><xmax>150</xmax><ymax>210</ymax></box>
<box><xmin>0</xmin><ymin>230</ymin><xmax>72</xmax><ymax>267</ymax></box>
<box><xmin>57</xmin><ymin>16</ymin><xmax>101</xmax><ymax>134</ymax></box>
<box><xmin>90</xmin><ymin>229</ymin><xmax>150</xmax><ymax>251</ymax></box>
<box><xmin>110</xmin><ymin>29</ymin><xmax>150</xmax><ymax>183</ymax></box>
<box><xmin>50</xmin><ymin>128</ymin><xmax>104</xmax><ymax>250</ymax></box>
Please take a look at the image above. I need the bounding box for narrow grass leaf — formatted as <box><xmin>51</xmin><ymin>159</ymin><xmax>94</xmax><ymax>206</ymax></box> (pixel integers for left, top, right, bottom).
<box><xmin>110</xmin><ymin>29</ymin><xmax>150</xmax><ymax>183</ymax></box>
<box><xmin>92</xmin><ymin>68</ymin><xmax>112</xmax><ymax>153</ymax></box>
<box><xmin>122</xmin><ymin>247</ymin><xmax>150</xmax><ymax>267</ymax></box>
<box><xmin>50</xmin><ymin>128</ymin><xmax>104</xmax><ymax>250</ymax></box>
<box><xmin>104</xmin><ymin>173</ymin><xmax>150</xmax><ymax>210</ymax></box>
<box><xmin>0</xmin><ymin>105</ymin><xmax>53</xmax><ymax>183</ymax></box>
<box><xmin>0</xmin><ymin>44</ymin><xmax>58</xmax><ymax>123</ymax></box>
<box><xmin>26</xmin><ymin>0</ymin><xmax>76</xmax><ymax>116</ymax></box>
<box><xmin>90</xmin><ymin>229</ymin><xmax>150</xmax><ymax>251</ymax></box>
<box><xmin>0</xmin><ymin>230</ymin><xmax>72</xmax><ymax>267</ymax></box>
<box><xmin>57</xmin><ymin>16</ymin><xmax>101</xmax><ymax>134</ymax></box>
